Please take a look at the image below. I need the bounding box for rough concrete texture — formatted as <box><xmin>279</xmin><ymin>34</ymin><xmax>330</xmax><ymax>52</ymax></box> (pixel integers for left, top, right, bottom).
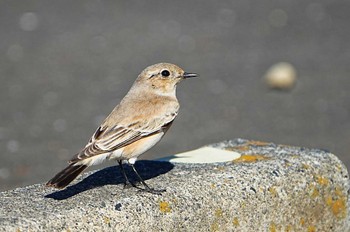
<box><xmin>0</xmin><ymin>139</ymin><xmax>349</xmax><ymax>231</ymax></box>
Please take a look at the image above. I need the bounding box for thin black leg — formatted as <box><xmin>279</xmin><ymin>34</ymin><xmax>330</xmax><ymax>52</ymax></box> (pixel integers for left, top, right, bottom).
<box><xmin>130</xmin><ymin>164</ymin><xmax>166</xmax><ymax>195</ymax></box>
<box><xmin>118</xmin><ymin>160</ymin><xmax>135</xmax><ymax>188</ymax></box>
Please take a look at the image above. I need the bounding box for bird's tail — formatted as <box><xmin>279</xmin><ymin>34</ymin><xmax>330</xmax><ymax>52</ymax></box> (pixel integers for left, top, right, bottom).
<box><xmin>46</xmin><ymin>163</ymin><xmax>87</xmax><ymax>189</ymax></box>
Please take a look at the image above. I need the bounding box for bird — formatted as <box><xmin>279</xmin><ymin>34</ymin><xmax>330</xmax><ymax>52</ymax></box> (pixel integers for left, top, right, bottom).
<box><xmin>46</xmin><ymin>63</ymin><xmax>198</xmax><ymax>194</ymax></box>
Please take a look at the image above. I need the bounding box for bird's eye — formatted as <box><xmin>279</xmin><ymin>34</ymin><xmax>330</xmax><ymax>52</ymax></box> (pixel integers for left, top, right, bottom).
<box><xmin>161</xmin><ymin>70</ymin><xmax>170</xmax><ymax>77</ymax></box>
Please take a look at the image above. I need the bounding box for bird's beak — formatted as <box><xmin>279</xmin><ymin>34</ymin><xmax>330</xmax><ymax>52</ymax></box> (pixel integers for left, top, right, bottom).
<box><xmin>183</xmin><ymin>72</ymin><xmax>199</xmax><ymax>79</ymax></box>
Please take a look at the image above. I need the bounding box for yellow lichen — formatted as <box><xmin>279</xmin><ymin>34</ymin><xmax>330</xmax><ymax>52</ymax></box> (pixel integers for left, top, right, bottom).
<box><xmin>103</xmin><ymin>216</ymin><xmax>110</xmax><ymax>224</ymax></box>
<box><xmin>215</xmin><ymin>208</ymin><xmax>223</xmax><ymax>217</ymax></box>
<box><xmin>210</xmin><ymin>208</ymin><xmax>224</xmax><ymax>232</ymax></box>
<box><xmin>233</xmin><ymin>154</ymin><xmax>270</xmax><ymax>163</ymax></box>
<box><xmin>316</xmin><ymin>176</ymin><xmax>329</xmax><ymax>186</ymax></box>
<box><xmin>301</xmin><ymin>163</ymin><xmax>310</xmax><ymax>169</ymax></box>
<box><xmin>232</xmin><ymin>217</ymin><xmax>239</xmax><ymax>226</ymax></box>
<box><xmin>310</xmin><ymin>185</ymin><xmax>319</xmax><ymax>198</ymax></box>
<box><xmin>335</xmin><ymin>186</ymin><xmax>343</xmax><ymax>197</ymax></box>
<box><xmin>324</xmin><ymin>189</ymin><xmax>347</xmax><ymax>219</ymax></box>
<box><xmin>300</xmin><ymin>218</ymin><xmax>305</xmax><ymax>226</ymax></box>
<box><xmin>269</xmin><ymin>222</ymin><xmax>277</xmax><ymax>232</ymax></box>
<box><xmin>307</xmin><ymin>225</ymin><xmax>316</xmax><ymax>232</ymax></box>
<box><xmin>268</xmin><ymin>186</ymin><xmax>278</xmax><ymax>197</ymax></box>
<box><xmin>210</xmin><ymin>222</ymin><xmax>219</xmax><ymax>232</ymax></box>
<box><xmin>285</xmin><ymin>225</ymin><xmax>293</xmax><ymax>232</ymax></box>
<box><xmin>332</xmin><ymin>198</ymin><xmax>346</xmax><ymax>218</ymax></box>
<box><xmin>247</xmin><ymin>140</ymin><xmax>270</xmax><ymax>146</ymax></box>
<box><xmin>227</xmin><ymin>140</ymin><xmax>270</xmax><ymax>152</ymax></box>
<box><xmin>159</xmin><ymin>201</ymin><xmax>171</xmax><ymax>213</ymax></box>
<box><xmin>325</xmin><ymin>195</ymin><xmax>333</xmax><ymax>207</ymax></box>
<box><xmin>226</xmin><ymin>145</ymin><xmax>250</xmax><ymax>152</ymax></box>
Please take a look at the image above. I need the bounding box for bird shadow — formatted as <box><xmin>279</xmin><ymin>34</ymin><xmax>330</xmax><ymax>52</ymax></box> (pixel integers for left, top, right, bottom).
<box><xmin>44</xmin><ymin>160</ymin><xmax>174</xmax><ymax>200</ymax></box>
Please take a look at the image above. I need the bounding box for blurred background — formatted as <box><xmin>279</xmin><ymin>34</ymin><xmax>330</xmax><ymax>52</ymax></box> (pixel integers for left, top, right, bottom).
<box><xmin>1</xmin><ymin>1</ymin><xmax>349</xmax><ymax>191</ymax></box>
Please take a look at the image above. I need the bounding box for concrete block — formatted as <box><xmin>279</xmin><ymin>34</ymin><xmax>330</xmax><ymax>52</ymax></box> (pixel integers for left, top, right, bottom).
<box><xmin>0</xmin><ymin>139</ymin><xmax>349</xmax><ymax>231</ymax></box>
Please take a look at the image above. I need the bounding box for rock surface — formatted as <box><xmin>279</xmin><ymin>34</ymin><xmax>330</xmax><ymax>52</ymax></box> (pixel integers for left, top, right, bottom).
<box><xmin>0</xmin><ymin>139</ymin><xmax>349</xmax><ymax>231</ymax></box>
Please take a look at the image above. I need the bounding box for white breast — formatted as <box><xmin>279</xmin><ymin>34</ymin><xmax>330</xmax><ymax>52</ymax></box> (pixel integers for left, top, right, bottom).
<box><xmin>119</xmin><ymin>132</ymin><xmax>165</xmax><ymax>164</ymax></box>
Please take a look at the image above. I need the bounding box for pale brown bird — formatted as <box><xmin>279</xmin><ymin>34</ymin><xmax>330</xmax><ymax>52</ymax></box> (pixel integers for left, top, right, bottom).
<box><xmin>46</xmin><ymin>63</ymin><xmax>198</xmax><ymax>194</ymax></box>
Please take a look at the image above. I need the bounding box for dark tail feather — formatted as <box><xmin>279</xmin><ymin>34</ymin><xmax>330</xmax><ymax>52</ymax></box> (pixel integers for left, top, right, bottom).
<box><xmin>46</xmin><ymin>164</ymin><xmax>87</xmax><ymax>189</ymax></box>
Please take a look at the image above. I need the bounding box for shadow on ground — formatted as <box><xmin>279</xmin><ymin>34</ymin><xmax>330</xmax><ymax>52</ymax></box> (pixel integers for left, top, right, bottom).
<box><xmin>45</xmin><ymin>160</ymin><xmax>174</xmax><ymax>200</ymax></box>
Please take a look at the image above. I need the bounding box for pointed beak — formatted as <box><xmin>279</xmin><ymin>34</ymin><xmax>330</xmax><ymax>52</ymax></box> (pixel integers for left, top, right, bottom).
<box><xmin>183</xmin><ymin>72</ymin><xmax>199</xmax><ymax>79</ymax></box>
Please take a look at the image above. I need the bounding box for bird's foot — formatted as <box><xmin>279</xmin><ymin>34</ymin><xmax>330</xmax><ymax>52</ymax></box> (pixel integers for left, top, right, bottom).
<box><xmin>138</xmin><ymin>186</ymin><xmax>166</xmax><ymax>195</ymax></box>
<box><xmin>123</xmin><ymin>180</ymin><xmax>136</xmax><ymax>189</ymax></box>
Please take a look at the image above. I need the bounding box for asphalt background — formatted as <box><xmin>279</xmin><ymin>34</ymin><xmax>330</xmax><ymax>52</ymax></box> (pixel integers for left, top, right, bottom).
<box><xmin>0</xmin><ymin>1</ymin><xmax>349</xmax><ymax>191</ymax></box>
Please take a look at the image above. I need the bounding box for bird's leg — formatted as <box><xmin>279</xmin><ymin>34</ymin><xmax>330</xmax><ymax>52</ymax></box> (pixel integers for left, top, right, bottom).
<box><xmin>118</xmin><ymin>160</ymin><xmax>136</xmax><ymax>189</ymax></box>
<box><xmin>130</xmin><ymin>164</ymin><xmax>166</xmax><ymax>195</ymax></box>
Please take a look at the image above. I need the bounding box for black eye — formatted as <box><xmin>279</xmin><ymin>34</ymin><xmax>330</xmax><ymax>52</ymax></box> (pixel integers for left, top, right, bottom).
<box><xmin>161</xmin><ymin>70</ymin><xmax>170</xmax><ymax>77</ymax></box>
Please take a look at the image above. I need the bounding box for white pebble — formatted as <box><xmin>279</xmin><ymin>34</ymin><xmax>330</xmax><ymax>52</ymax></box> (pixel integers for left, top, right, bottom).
<box><xmin>19</xmin><ymin>12</ymin><xmax>39</xmax><ymax>31</ymax></box>
<box><xmin>264</xmin><ymin>62</ymin><xmax>297</xmax><ymax>90</ymax></box>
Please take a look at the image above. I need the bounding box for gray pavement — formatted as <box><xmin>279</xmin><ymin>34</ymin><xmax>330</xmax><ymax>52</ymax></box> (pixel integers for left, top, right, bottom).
<box><xmin>1</xmin><ymin>1</ymin><xmax>350</xmax><ymax>191</ymax></box>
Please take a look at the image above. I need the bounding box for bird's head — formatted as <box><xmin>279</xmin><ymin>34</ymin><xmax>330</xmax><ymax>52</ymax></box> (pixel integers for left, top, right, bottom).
<box><xmin>135</xmin><ymin>63</ymin><xmax>198</xmax><ymax>95</ymax></box>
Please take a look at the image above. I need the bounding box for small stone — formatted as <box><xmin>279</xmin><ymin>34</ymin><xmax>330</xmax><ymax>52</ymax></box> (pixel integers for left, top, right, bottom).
<box><xmin>19</xmin><ymin>12</ymin><xmax>39</xmax><ymax>31</ymax></box>
<box><xmin>115</xmin><ymin>203</ymin><xmax>122</xmax><ymax>211</ymax></box>
<box><xmin>264</xmin><ymin>62</ymin><xmax>297</xmax><ymax>90</ymax></box>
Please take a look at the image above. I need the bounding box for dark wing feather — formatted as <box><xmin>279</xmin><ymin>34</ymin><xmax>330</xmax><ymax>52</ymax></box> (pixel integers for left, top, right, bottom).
<box><xmin>69</xmin><ymin>118</ymin><xmax>175</xmax><ymax>164</ymax></box>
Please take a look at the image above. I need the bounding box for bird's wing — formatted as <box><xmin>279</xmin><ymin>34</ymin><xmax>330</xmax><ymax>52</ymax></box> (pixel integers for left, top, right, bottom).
<box><xmin>69</xmin><ymin>111</ymin><xmax>177</xmax><ymax>163</ymax></box>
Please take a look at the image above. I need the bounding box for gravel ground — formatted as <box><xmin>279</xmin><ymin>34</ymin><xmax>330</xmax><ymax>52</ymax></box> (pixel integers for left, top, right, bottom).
<box><xmin>0</xmin><ymin>1</ymin><xmax>349</xmax><ymax>191</ymax></box>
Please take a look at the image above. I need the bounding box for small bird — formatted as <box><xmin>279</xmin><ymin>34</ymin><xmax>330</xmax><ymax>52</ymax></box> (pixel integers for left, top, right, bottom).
<box><xmin>46</xmin><ymin>63</ymin><xmax>198</xmax><ymax>194</ymax></box>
